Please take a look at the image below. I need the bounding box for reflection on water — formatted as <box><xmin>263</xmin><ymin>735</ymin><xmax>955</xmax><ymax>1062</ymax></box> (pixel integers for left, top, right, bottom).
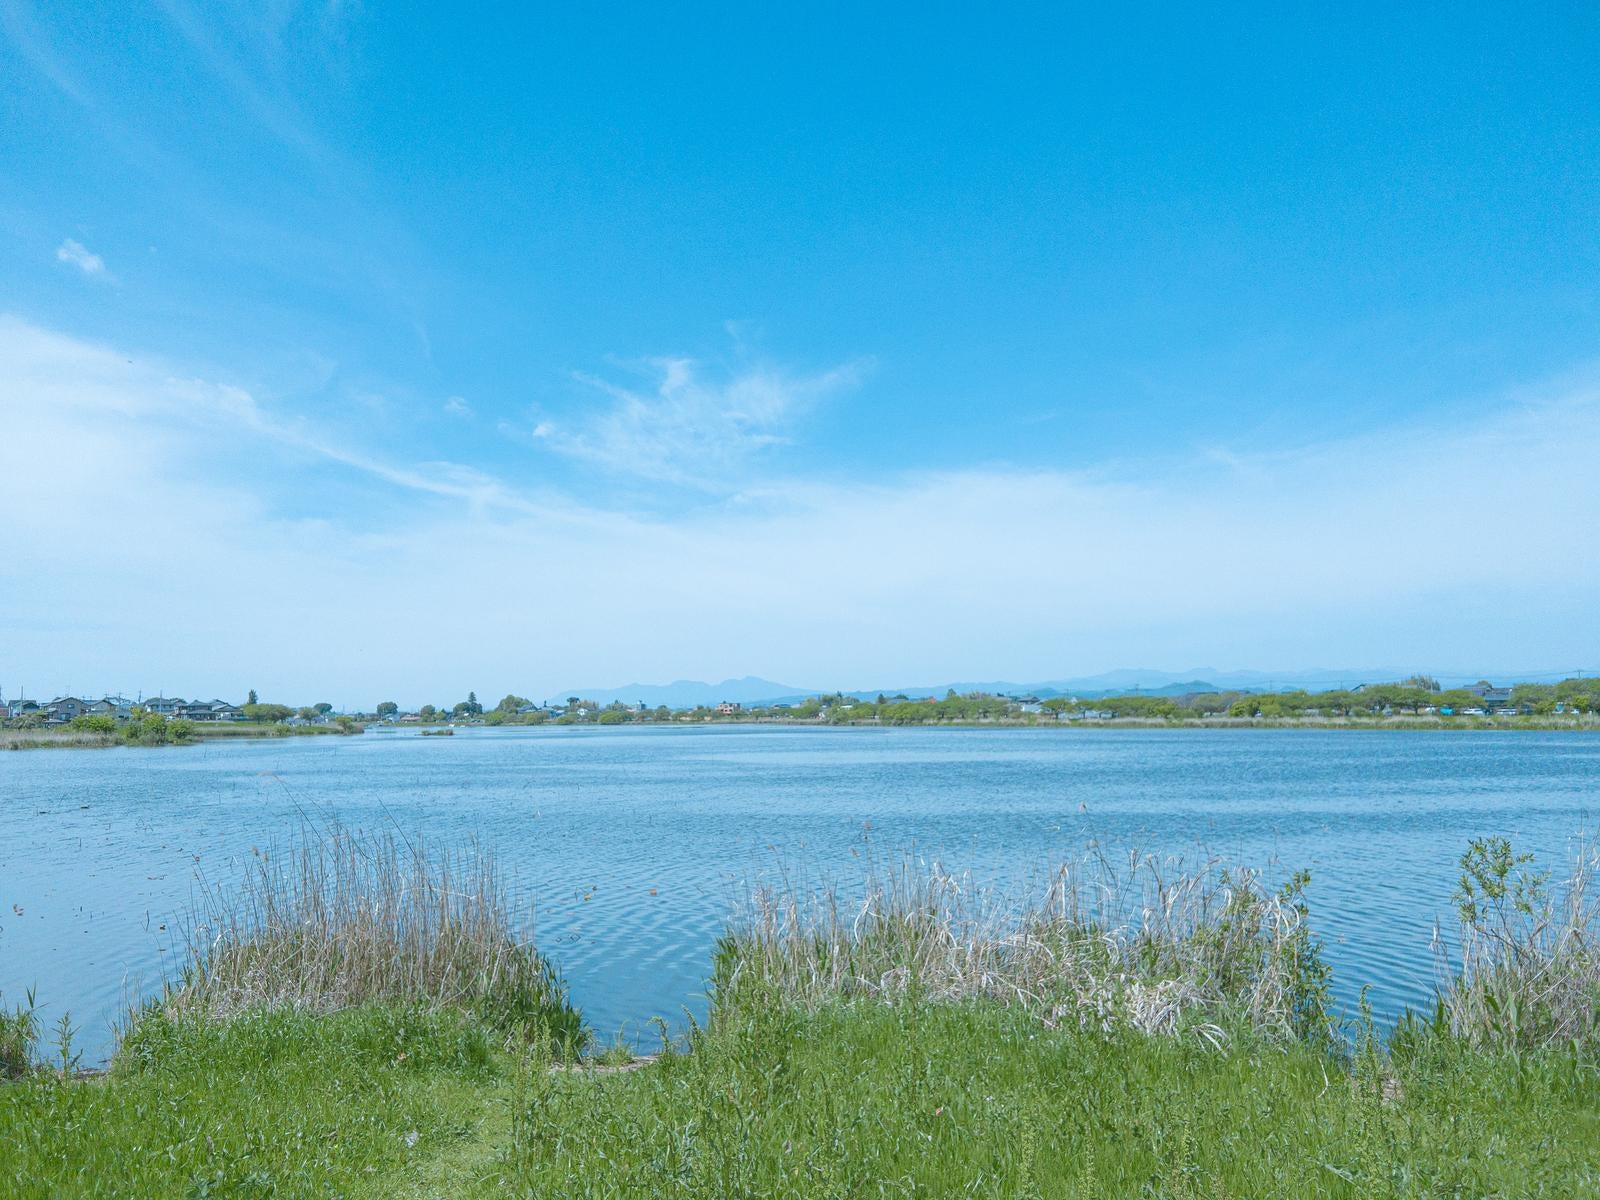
<box><xmin>2</xmin><ymin>725</ymin><xmax>1596</xmax><ymax>1062</ymax></box>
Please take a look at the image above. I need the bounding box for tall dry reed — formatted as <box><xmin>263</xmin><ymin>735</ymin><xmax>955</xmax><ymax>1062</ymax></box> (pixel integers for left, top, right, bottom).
<box><xmin>165</xmin><ymin>823</ymin><xmax>582</xmax><ymax>1044</ymax></box>
<box><xmin>716</xmin><ymin>850</ymin><xmax>1333</xmax><ymax>1048</ymax></box>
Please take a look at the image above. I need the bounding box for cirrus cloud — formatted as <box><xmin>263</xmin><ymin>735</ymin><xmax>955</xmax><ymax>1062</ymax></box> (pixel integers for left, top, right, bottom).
<box><xmin>55</xmin><ymin>237</ymin><xmax>113</xmax><ymax>281</ymax></box>
<box><xmin>530</xmin><ymin>354</ymin><xmax>871</xmax><ymax>489</ymax></box>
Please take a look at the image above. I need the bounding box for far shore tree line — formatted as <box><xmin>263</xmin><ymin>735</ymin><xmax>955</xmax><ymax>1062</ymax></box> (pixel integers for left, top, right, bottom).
<box><xmin>12</xmin><ymin>678</ymin><xmax>1596</xmax><ymax>736</ymax></box>
<box><xmin>369</xmin><ymin>676</ymin><xmax>1600</xmax><ymax>728</ymax></box>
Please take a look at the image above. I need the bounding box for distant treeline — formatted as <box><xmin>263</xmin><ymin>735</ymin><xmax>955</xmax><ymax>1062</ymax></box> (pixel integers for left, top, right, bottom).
<box><xmin>844</xmin><ymin>679</ymin><xmax>1600</xmax><ymax>724</ymax></box>
<box><xmin>405</xmin><ymin>677</ymin><xmax>1600</xmax><ymax>727</ymax></box>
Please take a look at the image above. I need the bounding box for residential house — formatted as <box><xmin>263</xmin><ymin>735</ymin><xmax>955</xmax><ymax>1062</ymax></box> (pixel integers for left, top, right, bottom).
<box><xmin>89</xmin><ymin>696</ymin><xmax>135</xmax><ymax>720</ymax></box>
<box><xmin>142</xmin><ymin>697</ymin><xmax>184</xmax><ymax>716</ymax></box>
<box><xmin>175</xmin><ymin>700</ymin><xmax>246</xmax><ymax>722</ymax></box>
<box><xmin>716</xmin><ymin>701</ymin><xmax>742</xmax><ymax>716</ymax></box>
<box><xmin>1464</xmin><ymin>683</ymin><xmax>1514</xmax><ymax>704</ymax></box>
<box><xmin>43</xmin><ymin>696</ymin><xmax>91</xmax><ymax>724</ymax></box>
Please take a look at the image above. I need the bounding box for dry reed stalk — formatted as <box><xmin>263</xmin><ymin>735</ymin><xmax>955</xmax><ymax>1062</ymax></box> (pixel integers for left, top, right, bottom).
<box><xmin>718</xmin><ymin>850</ymin><xmax>1331</xmax><ymax>1048</ymax></box>
<box><xmin>164</xmin><ymin>823</ymin><xmax>581</xmax><ymax>1042</ymax></box>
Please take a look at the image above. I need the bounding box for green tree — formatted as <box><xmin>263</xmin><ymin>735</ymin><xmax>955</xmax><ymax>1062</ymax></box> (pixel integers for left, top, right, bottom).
<box><xmin>244</xmin><ymin>703</ymin><xmax>294</xmax><ymax>723</ymax></box>
<box><xmin>247</xmin><ymin>689</ymin><xmax>258</xmax><ymax>705</ymax></box>
<box><xmin>314</xmin><ymin>702</ymin><xmax>334</xmax><ymax>715</ymax></box>
<box><xmin>419</xmin><ymin>704</ymin><xmax>437</xmax><ymax>720</ymax></box>
<box><xmin>376</xmin><ymin>701</ymin><xmax>399</xmax><ymax>719</ymax></box>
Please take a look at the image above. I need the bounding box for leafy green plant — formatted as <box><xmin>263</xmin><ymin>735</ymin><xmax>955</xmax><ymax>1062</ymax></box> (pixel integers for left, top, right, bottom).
<box><xmin>0</xmin><ymin>990</ymin><xmax>39</xmax><ymax>1078</ymax></box>
<box><xmin>1440</xmin><ymin>836</ymin><xmax>1600</xmax><ymax>1055</ymax></box>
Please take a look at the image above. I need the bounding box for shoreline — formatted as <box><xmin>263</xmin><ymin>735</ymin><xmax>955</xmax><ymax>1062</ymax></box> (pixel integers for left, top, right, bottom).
<box><xmin>7</xmin><ymin>714</ymin><xmax>1597</xmax><ymax>751</ymax></box>
<box><xmin>452</xmin><ymin>714</ymin><xmax>1600</xmax><ymax>733</ymax></box>
<box><xmin>0</xmin><ymin>723</ymin><xmax>364</xmax><ymax>752</ymax></box>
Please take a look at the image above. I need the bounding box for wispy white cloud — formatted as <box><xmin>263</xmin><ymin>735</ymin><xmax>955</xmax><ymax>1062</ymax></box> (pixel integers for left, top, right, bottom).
<box><xmin>3</xmin><ymin>315</ymin><xmax>1598</xmax><ymax>702</ymax></box>
<box><xmin>443</xmin><ymin>395</ymin><xmax>473</xmax><ymax>418</ymax></box>
<box><xmin>55</xmin><ymin>238</ymin><xmax>112</xmax><ymax>281</ymax></box>
<box><xmin>532</xmin><ymin>354</ymin><xmax>869</xmax><ymax>488</ymax></box>
<box><xmin>0</xmin><ymin>316</ymin><xmax>537</xmax><ymax>514</ymax></box>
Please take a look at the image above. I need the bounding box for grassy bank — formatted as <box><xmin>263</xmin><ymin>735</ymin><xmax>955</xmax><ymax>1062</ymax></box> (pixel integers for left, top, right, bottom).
<box><xmin>0</xmin><ymin>719</ymin><xmax>362</xmax><ymax>751</ymax></box>
<box><xmin>3</xmin><ymin>836</ymin><xmax>1598</xmax><ymax>1196</ymax></box>
<box><xmin>0</xmin><ymin>728</ymin><xmax>119</xmax><ymax>750</ymax></box>
<box><xmin>5</xmin><ymin>997</ymin><xmax>1596</xmax><ymax>1198</ymax></box>
<box><xmin>187</xmin><ymin>720</ymin><xmax>362</xmax><ymax>739</ymax></box>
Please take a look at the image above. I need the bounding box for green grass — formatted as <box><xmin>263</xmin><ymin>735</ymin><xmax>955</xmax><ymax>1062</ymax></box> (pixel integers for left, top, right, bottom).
<box><xmin>498</xmin><ymin>999</ymin><xmax>1600</xmax><ymax>1198</ymax></box>
<box><xmin>0</xmin><ymin>1006</ymin><xmax>497</xmax><ymax>1199</ymax></box>
<box><xmin>3</xmin><ymin>1000</ymin><xmax>1596</xmax><ymax>1198</ymax></box>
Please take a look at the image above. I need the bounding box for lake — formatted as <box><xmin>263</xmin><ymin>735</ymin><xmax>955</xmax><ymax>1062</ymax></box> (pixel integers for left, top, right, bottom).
<box><xmin>3</xmin><ymin>724</ymin><xmax>1597</xmax><ymax>1063</ymax></box>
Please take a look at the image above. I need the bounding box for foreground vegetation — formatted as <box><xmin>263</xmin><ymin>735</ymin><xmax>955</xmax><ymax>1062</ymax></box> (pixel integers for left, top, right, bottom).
<box><xmin>2</xmin><ymin>833</ymin><xmax>1598</xmax><ymax>1196</ymax></box>
<box><xmin>5</xmin><ymin>996</ymin><xmax>1596</xmax><ymax>1198</ymax></box>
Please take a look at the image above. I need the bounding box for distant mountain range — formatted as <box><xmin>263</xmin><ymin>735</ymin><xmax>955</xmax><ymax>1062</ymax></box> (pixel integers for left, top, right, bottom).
<box><xmin>552</xmin><ymin>667</ymin><xmax>1595</xmax><ymax>709</ymax></box>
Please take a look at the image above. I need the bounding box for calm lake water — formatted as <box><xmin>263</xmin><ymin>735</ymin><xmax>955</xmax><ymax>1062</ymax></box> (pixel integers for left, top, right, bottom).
<box><xmin>3</xmin><ymin>725</ymin><xmax>1597</xmax><ymax>1063</ymax></box>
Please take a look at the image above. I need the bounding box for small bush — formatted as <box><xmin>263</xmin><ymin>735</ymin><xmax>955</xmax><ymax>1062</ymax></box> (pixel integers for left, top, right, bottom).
<box><xmin>69</xmin><ymin>714</ymin><xmax>117</xmax><ymax>734</ymax></box>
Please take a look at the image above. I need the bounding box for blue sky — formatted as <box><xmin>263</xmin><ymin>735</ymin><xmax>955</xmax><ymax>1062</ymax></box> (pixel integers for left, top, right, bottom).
<box><xmin>3</xmin><ymin>2</ymin><xmax>1598</xmax><ymax>704</ymax></box>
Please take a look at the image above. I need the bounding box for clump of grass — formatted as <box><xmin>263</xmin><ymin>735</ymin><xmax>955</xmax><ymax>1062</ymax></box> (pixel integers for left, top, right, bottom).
<box><xmin>1434</xmin><ymin>835</ymin><xmax>1600</xmax><ymax>1055</ymax></box>
<box><xmin>0</xmin><ymin>728</ymin><xmax>118</xmax><ymax>750</ymax></box>
<box><xmin>1</xmin><ymin>992</ymin><xmax>40</xmax><ymax>1078</ymax></box>
<box><xmin>164</xmin><ymin>823</ymin><xmax>583</xmax><ymax>1047</ymax></box>
<box><xmin>717</xmin><ymin>850</ymin><xmax>1333</xmax><ymax>1048</ymax></box>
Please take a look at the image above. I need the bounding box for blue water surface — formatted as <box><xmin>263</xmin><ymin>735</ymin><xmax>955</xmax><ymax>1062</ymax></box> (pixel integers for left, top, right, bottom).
<box><xmin>2</xmin><ymin>725</ymin><xmax>1596</xmax><ymax>1062</ymax></box>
